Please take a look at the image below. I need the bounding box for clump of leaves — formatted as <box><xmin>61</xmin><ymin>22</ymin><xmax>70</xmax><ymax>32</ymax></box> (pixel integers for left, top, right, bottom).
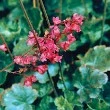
<box><xmin>73</xmin><ymin>66</ymin><xmax>108</xmax><ymax>102</ymax></box>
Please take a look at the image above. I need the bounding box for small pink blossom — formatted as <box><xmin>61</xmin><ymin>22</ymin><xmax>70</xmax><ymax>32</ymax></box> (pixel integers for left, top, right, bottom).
<box><xmin>24</xmin><ymin>80</ymin><xmax>32</xmax><ymax>86</ymax></box>
<box><xmin>0</xmin><ymin>44</ymin><xmax>7</xmax><ymax>52</ymax></box>
<box><xmin>60</xmin><ymin>41</ymin><xmax>70</xmax><ymax>51</ymax></box>
<box><xmin>34</xmin><ymin>65</ymin><xmax>48</xmax><ymax>74</ymax></box>
<box><xmin>40</xmin><ymin>53</ymin><xmax>47</xmax><ymax>62</ymax></box>
<box><xmin>14</xmin><ymin>56</ymin><xmax>22</xmax><ymax>65</ymax></box>
<box><xmin>72</xmin><ymin>13</ymin><xmax>84</xmax><ymax>25</ymax></box>
<box><xmin>51</xmin><ymin>26</ymin><xmax>60</xmax><ymax>36</ymax></box>
<box><xmin>53</xmin><ymin>55</ymin><xmax>62</xmax><ymax>63</ymax></box>
<box><xmin>67</xmin><ymin>34</ymin><xmax>76</xmax><ymax>43</ymax></box>
<box><xmin>27</xmin><ymin>31</ymin><xmax>38</xmax><ymax>46</ymax></box>
<box><xmin>31</xmin><ymin>75</ymin><xmax>37</xmax><ymax>82</ymax></box>
<box><xmin>63</xmin><ymin>22</ymin><xmax>72</xmax><ymax>34</ymax></box>
<box><xmin>53</xmin><ymin>17</ymin><xmax>61</xmax><ymax>25</ymax></box>
<box><xmin>24</xmin><ymin>75</ymin><xmax>37</xmax><ymax>86</ymax></box>
<box><xmin>71</xmin><ymin>23</ymin><xmax>81</xmax><ymax>32</ymax></box>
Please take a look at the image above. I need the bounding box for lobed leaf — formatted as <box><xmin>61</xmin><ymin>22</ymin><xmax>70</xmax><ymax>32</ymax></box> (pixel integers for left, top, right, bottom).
<box><xmin>2</xmin><ymin>84</ymin><xmax>38</xmax><ymax>110</ymax></box>
<box><xmin>80</xmin><ymin>45</ymin><xmax>110</xmax><ymax>72</ymax></box>
<box><xmin>73</xmin><ymin>66</ymin><xmax>108</xmax><ymax>102</ymax></box>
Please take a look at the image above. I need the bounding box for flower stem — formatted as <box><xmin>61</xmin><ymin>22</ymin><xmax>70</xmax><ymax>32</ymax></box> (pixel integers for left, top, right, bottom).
<box><xmin>99</xmin><ymin>0</ymin><xmax>108</xmax><ymax>45</ymax></box>
<box><xmin>19</xmin><ymin>0</ymin><xmax>41</xmax><ymax>50</ymax></box>
<box><xmin>0</xmin><ymin>62</ymin><xmax>14</xmax><ymax>73</ymax></box>
<box><xmin>58</xmin><ymin>63</ymin><xmax>67</xmax><ymax>90</ymax></box>
<box><xmin>47</xmin><ymin>70</ymin><xmax>58</xmax><ymax>97</ymax></box>
<box><xmin>0</xmin><ymin>34</ymin><xmax>13</xmax><ymax>60</ymax></box>
<box><xmin>33</xmin><ymin>0</ymin><xmax>36</xmax><ymax>8</ymax></box>
<box><xmin>39</xmin><ymin>0</ymin><xmax>50</xmax><ymax>27</ymax></box>
<box><xmin>19</xmin><ymin>0</ymin><xmax>34</xmax><ymax>30</ymax></box>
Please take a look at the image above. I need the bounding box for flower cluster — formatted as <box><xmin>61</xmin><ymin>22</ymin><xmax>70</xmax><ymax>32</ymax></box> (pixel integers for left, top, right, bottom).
<box><xmin>14</xmin><ymin>13</ymin><xmax>84</xmax><ymax>86</ymax></box>
<box><xmin>0</xmin><ymin>44</ymin><xmax>7</xmax><ymax>52</ymax></box>
<box><xmin>14</xmin><ymin>55</ymin><xmax>37</xmax><ymax>66</ymax></box>
<box><xmin>24</xmin><ymin>75</ymin><xmax>37</xmax><ymax>86</ymax></box>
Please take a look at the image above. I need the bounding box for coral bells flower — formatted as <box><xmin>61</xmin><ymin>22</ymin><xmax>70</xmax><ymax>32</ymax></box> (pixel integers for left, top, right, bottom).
<box><xmin>14</xmin><ymin>55</ymin><xmax>37</xmax><ymax>66</ymax></box>
<box><xmin>72</xmin><ymin>13</ymin><xmax>84</xmax><ymax>25</ymax></box>
<box><xmin>24</xmin><ymin>75</ymin><xmax>37</xmax><ymax>86</ymax></box>
<box><xmin>51</xmin><ymin>26</ymin><xmax>60</xmax><ymax>36</ymax></box>
<box><xmin>52</xmin><ymin>54</ymin><xmax>62</xmax><ymax>63</ymax></box>
<box><xmin>67</xmin><ymin>34</ymin><xmax>76</xmax><ymax>43</ymax></box>
<box><xmin>34</xmin><ymin>65</ymin><xmax>48</xmax><ymax>74</ymax></box>
<box><xmin>71</xmin><ymin>23</ymin><xmax>81</xmax><ymax>32</ymax></box>
<box><xmin>53</xmin><ymin>17</ymin><xmax>61</xmax><ymax>25</ymax></box>
<box><xmin>27</xmin><ymin>31</ymin><xmax>38</xmax><ymax>46</ymax></box>
<box><xmin>0</xmin><ymin>44</ymin><xmax>7</xmax><ymax>52</ymax></box>
<box><xmin>14</xmin><ymin>13</ymin><xmax>84</xmax><ymax>70</ymax></box>
<box><xmin>63</xmin><ymin>13</ymin><xmax>84</xmax><ymax>34</ymax></box>
<box><xmin>60</xmin><ymin>41</ymin><xmax>70</xmax><ymax>51</ymax></box>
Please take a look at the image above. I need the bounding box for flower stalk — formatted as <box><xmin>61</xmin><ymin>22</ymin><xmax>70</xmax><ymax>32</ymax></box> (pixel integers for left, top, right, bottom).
<box><xmin>0</xmin><ymin>34</ymin><xmax>13</xmax><ymax>60</ymax></box>
<box><xmin>39</xmin><ymin>0</ymin><xmax>50</xmax><ymax>27</ymax></box>
<box><xmin>100</xmin><ymin>0</ymin><xmax>108</xmax><ymax>44</ymax></box>
<box><xmin>47</xmin><ymin>70</ymin><xmax>58</xmax><ymax>97</ymax></box>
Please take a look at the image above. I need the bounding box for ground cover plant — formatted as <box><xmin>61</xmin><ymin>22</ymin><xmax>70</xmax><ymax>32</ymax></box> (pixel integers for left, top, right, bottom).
<box><xmin>0</xmin><ymin>0</ymin><xmax>110</xmax><ymax>110</ymax></box>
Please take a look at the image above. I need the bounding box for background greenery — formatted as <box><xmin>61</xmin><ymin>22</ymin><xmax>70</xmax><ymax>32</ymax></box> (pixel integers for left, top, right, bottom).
<box><xmin>0</xmin><ymin>0</ymin><xmax>110</xmax><ymax>110</ymax></box>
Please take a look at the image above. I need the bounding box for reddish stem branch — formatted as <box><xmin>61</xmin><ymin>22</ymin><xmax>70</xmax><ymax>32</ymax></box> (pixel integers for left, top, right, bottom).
<box><xmin>0</xmin><ymin>34</ymin><xmax>13</xmax><ymax>60</ymax></box>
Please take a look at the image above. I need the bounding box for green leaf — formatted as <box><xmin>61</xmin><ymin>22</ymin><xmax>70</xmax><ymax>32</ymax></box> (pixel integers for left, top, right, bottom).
<box><xmin>18</xmin><ymin>7</ymin><xmax>43</xmax><ymax>34</ymax></box>
<box><xmin>27</xmin><ymin>8</ymin><xmax>43</xmax><ymax>33</ymax></box>
<box><xmin>2</xmin><ymin>84</ymin><xmax>38</xmax><ymax>110</ymax></box>
<box><xmin>87</xmin><ymin>99</ymin><xmax>110</xmax><ymax>110</ymax></box>
<box><xmin>73</xmin><ymin>66</ymin><xmax>108</xmax><ymax>102</ymax></box>
<box><xmin>0</xmin><ymin>19</ymin><xmax>21</xmax><ymax>44</ymax></box>
<box><xmin>45</xmin><ymin>0</ymin><xmax>92</xmax><ymax>18</ymax></box>
<box><xmin>36</xmin><ymin>96</ymin><xmax>54</xmax><ymax>110</ymax></box>
<box><xmin>13</xmin><ymin>37</ymin><xmax>32</xmax><ymax>56</ymax></box>
<box><xmin>57</xmin><ymin>78</ymin><xmax>73</xmax><ymax>90</ymax></box>
<box><xmin>0</xmin><ymin>52</ymin><xmax>13</xmax><ymax>85</ymax></box>
<box><xmin>54</xmin><ymin>96</ymin><xmax>73</xmax><ymax>110</ymax></box>
<box><xmin>64</xmin><ymin>90</ymin><xmax>82</xmax><ymax>107</ymax></box>
<box><xmin>103</xmin><ymin>82</ymin><xmax>110</xmax><ymax>104</ymax></box>
<box><xmin>0</xmin><ymin>105</ymin><xmax>4</xmax><ymax>110</ymax></box>
<box><xmin>80</xmin><ymin>45</ymin><xmax>110</xmax><ymax>72</ymax></box>
<box><xmin>33</xmin><ymin>83</ymin><xmax>53</xmax><ymax>97</ymax></box>
<box><xmin>82</xmin><ymin>17</ymin><xmax>110</xmax><ymax>44</ymax></box>
<box><xmin>7</xmin><ymin>0</ymin><xmax>29</xmax><ymax>8</ymax></box>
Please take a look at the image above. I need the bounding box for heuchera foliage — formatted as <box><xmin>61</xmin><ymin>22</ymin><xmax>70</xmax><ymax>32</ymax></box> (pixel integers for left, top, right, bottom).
<box><xmin>0</xmin><ymin>0</ymin><xmax>110</xmax><ymax>110</ymax></box>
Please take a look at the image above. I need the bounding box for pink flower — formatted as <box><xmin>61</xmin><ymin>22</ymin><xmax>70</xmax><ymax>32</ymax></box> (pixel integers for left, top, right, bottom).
<box><xmin>71</xmin><ymin>23</ymin><xmax>81</xmax><ymax>32</ymax></box>
<box><xmin>53</xmin><ymin>55</ymin><xmax>62</xmax><ymax>63</ymax></box>
<box><xmin>14</xmin><ymin>56</ymin><xmax>22</xmax><ymax>65</ymax></box>
<box><xmin>60</xmin><ymin>41</ymin><xmax>70</xmax><ymax>51</ymax></box>
<box><xmin>53</xmin><ymin>17</ymin><xmax>61</xmax><ymax>25</ymax></box>
<box><xmin>72</xmin><ymin>13</ymin><xmax>84</xmax><ymax>25</ymax></box>
<box><xmin>63</xmin><ymin>22</ymin><xmax>72</xmax><ymax>34</ymax></box>
<box><xmin>24</xmin><ymin>75</ymin><xmax>37</xmax><ymax>86</ymax></box>
<box><xmin>51</xmin><ymin>26</ymin><xmax>60</xmax><ymax>36</ymax></box>
<box><xmin>14</xmin><ymin>55</ymin><xmax>37</xmax><ymax>66</ymax></box>
<box><xmin>0</xmin><ymin>44</ymin><xmax>7</xmax><ymax>52</ymax></box>
<box><xmin>31</xmin><ymin>75</ymin><xmax>37</xmax><ymax>82</ymax></box>
<box><xmin>40</xmin><ymin>52</ymin><xmax>47</xmax><ymax>62</ymax></box>
<box><xmin>24</xmin><ymin>80</ymin><xmax>32</xmax><ymax>86</ymax></box>
<box><xmin>27</xmin><ymin>31</ymin><xmax>38</xmax><ymax>46</ymax></box>
<box><xmin>34</xmin><ymin>65</ymin><xmax>48</xmax><ymax>74</ymax></box>
<box><xmin>67</xmin><ymin>34</ymin><xmax>76</xmax><ymax>43</ymax></box>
